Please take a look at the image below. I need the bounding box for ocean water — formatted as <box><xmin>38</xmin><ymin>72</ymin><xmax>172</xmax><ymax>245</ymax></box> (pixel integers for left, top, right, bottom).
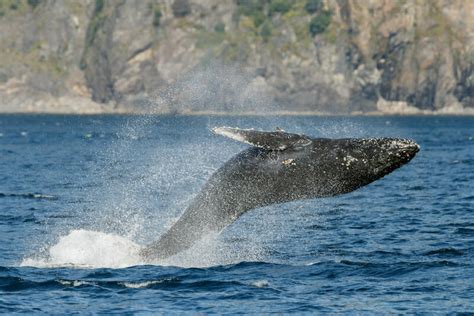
<box><xmin>0</xmin><ymin>115</ymin><xmax>473</xmax><ymax>313</ymax></box>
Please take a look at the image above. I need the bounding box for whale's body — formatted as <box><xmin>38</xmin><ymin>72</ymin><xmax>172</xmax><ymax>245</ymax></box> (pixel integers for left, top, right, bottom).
<box><xmin>140</xmin><ymin>127</ymin><xmax>419</xmax><ymax>261</ymax></box>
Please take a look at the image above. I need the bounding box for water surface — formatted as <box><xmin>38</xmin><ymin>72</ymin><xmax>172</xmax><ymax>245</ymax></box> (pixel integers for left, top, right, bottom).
<box><xmin>0</xmin><ymin>115</ymin><xmax>473</xmax><ymax>313</ymax></box>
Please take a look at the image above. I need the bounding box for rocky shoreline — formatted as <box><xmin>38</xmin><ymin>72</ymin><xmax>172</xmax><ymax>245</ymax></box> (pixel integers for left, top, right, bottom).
<box><xmin>0</xmin><ymin>0</ymin><xmax>472</xmax><ymax>115</ymax></box>
<box><xmin>1</xmin><ymin>97</ymin><xmax>473</xmax><ymax>116</ymax></box>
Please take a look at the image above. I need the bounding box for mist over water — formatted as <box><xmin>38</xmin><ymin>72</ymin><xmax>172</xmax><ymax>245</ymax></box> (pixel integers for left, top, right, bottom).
<box><xmin>20</xmin><ymin>64</ymin><xmax>288</xmax><ymax>268</ymax></box>
<box><xmin>20</xmin><ymin>114</ymin><xmax>263</xmax><ymax>268</ymax></box>
<box><xmin>149</xmin><ymin>62</ymin><xmax>278</xmax><ymax>115</ymax></box>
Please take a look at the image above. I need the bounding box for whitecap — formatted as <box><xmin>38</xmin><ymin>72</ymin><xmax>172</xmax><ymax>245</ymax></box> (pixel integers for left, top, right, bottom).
<box><xmin>251</xmin><ymin>280</ymin><xmax>269</xmax><ymax>288</ymax></box>
<box><xmin>120</xmin><ymin>280</ymin><xmax>169</xmax><ymax>289</ymax></box>
<box><xmin>57</xmin><ymin>280</ymin><xmax>95</xmax><ymax>287</ymax></box>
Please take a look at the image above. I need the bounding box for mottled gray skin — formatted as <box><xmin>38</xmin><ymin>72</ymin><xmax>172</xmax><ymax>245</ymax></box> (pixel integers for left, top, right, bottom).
<box><xmin>140</xmin><ymin>129</ymin><xmax>419</xmax><ymax>261</ymax></box>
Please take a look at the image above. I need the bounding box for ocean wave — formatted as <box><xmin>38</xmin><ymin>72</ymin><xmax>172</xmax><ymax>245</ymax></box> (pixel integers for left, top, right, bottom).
<box><xmin>0</xmin><ymin>193</ymin><xmax>58</xmax><ymax>200</ymax></box>
<box><xmin>0</xmin><ymin>273</ymin><xmax>279</xmax><ymax>294</ymax></box>
<box><xmin>4</xmin><ymin>258</ymin><xmax>468</xmax><ymax>294</ymax></box>
<box><xmin>454</xmin><ymin>228</ymin><xmax>474</xmax><ymax>235</ymax></box>
<box><xmin>0</xmin><ymin>276</ymin><xmax>62</xmax><ymax>292</ymax></box>
<box><xmin>423</xmin><ymin>248</ymin><xmax>464</xmax><ymax>256</ymax></box>
<box><xmin>304</xmin><ymin>259</ymin><xmax>462</xmax><ymax>278</ymax></box>
<box><xmin>119</xmin><ymin>279</ymin><xmax>174</xmax><ymax>289</ymax></box>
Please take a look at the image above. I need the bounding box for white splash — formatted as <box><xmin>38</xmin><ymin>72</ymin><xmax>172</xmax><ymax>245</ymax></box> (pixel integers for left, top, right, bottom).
<box><xmin>21</xmin><ymin>63</ymin><xmax>281</xmax><ymax>270</ymax></box>
<box><xmin>21</xmin><ymin>228</ymin><xmax>265</xmax><ymax>269</ymax></box>
<box><xmin>21</xmin><ymin>230</ymin><xmax>143</xmax><ymax>269</ymax></box>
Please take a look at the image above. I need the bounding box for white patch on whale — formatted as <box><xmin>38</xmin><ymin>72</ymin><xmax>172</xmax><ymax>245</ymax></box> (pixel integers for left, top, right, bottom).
<box><xmin>212</xmin><ymin>127</ymin><xmax>253</xmax><ymax>146</ymax></box>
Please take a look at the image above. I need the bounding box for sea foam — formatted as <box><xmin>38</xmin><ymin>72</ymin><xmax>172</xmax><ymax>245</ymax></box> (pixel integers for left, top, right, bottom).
<box><xmin>21</xmin><ymin>227</ymin><xmax>265</xmax><ymax>269</ymax></box>
<box><xmin>21</xmin><ymin>229</ymin><xmax>143</xmax><ymax>268</ymax></box>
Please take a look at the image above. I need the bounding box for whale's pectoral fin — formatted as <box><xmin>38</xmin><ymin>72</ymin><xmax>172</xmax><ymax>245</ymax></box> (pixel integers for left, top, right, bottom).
<box><xmin>212</xmin><ymin>126</ymin><xmax>312</xmax><ymax>151</ymax></box>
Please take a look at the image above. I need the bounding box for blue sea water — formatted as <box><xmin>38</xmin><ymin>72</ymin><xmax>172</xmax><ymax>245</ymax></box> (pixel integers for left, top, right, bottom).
<box><xmin>0</xmin><ymin>115</ymin><xmax>473</xmax><ymax>313</ymax></box>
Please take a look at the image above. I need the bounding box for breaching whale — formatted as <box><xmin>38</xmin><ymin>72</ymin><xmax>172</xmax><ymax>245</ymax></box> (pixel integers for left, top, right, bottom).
<box><xmin>140</xmin><ymin>127</ymin><xmax>419</xmax><ymax>261</ymax></box>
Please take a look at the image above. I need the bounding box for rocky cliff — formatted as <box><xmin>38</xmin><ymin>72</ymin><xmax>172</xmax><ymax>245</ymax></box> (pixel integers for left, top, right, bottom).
<box><xmin>0</xmin><ymin>0</ymin><xmax>472</xmax><ymax>114</ymax></box>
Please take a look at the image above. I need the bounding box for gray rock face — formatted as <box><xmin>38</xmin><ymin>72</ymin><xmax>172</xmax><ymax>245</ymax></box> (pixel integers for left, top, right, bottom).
<box><xmin>0</xmin><ymin>0</ymin><xmax>472</xmax><ymax>114</ymax></box>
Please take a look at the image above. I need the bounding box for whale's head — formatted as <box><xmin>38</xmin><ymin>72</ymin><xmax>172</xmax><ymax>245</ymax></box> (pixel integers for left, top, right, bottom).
<box><xmin>298</xmin><ymin>137</ymin><xmax>420</xmax><ymax>196</ymax></box>
<box><xmin>242</xmin><ymin>137</ymin><xmax>420</xmax><ymax>199</ymax></box>
<box><xmin>212</xmin><ymin>127</ymin><xmax>420</xmax><ymax>200</ymax></box>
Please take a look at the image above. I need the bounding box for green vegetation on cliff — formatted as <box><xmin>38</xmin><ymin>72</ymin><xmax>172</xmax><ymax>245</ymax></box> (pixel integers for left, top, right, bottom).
<box><xmin>309</xmin><ymin>9</ymin><xmax>331</xmax><ymax>36</ymax></box>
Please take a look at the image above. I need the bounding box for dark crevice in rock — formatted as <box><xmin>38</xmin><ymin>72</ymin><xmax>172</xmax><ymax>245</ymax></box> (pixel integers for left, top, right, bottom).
<box><xmin>172</xmin><ymin>0</ymin><xmax>191</xmax><ymax>17</ymax></box>
<box><xmin>126</xmin><ymin>43</ymin><xmax>153</xmax><ymax>63</ymax></box>
<box><xmin>379</xmin><ymin>34</ymin><xmax>409</xmax><ymax>102</ymax></box>
<box><xmin>454</xmin><ymin>62</ymin><xmax>474</xmax><ymax>108</ymax></box>
<box><xmin>80</xmin><ymin>0</ymin><xmax>124</xmax><ymax>103</ymax></box>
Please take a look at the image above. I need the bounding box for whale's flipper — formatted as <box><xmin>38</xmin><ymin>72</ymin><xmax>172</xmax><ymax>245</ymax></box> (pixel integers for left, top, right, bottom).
<box><xmin>212</xmin><ymin>126</ymin><xmax>312</xmax><ymax>151</ymax></box>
